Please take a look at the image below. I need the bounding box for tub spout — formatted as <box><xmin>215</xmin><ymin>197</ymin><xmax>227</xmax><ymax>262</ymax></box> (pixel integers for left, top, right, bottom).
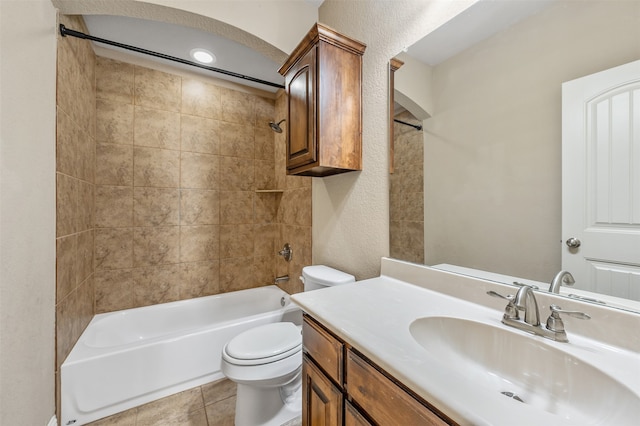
<box><xmin>274</xmin><ymin>275</ymin><xmax>289</xmax><ymax>285</ymax></box>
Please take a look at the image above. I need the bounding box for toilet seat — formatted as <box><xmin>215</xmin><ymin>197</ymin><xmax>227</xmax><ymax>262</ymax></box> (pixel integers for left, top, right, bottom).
<box><xmin>223</xmin><ymin>322</ymin><xmax>302</xmax><ymax>366</ymax></box>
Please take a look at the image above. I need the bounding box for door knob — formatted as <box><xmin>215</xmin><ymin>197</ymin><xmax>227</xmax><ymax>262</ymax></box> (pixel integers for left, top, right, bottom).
<box><xmin>565</xmin><ymin>237</ymin><xmax>581</xmax><ymax>248</ymax></box>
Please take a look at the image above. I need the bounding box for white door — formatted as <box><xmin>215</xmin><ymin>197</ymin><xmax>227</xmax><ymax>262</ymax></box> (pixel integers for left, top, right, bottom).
<box><xmin>562</xmin><ymin>60</ymin><xmax>640</xmax><ymax>301</ymax></box>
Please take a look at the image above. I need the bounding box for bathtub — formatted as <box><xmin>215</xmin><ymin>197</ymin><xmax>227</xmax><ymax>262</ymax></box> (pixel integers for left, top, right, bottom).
<box><xmin>61</xmin><ymin>285</ymin><xmax>301</xmax><ymax>426</ymax></box>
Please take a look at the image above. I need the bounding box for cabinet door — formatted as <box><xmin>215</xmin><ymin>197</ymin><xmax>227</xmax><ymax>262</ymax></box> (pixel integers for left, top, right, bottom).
<box><xmin>303</xmin><ymin>355</ymin><xmax>343</xmax><ymax>426</ymax></box>
<box><xmin>345</xmin><ymin>401</ymin><xmax>372</xmax><ymax>426</ymax></box>
<box><xmin>286</xmin><ymin>46</ymin><xmax>316</xmax><ymax>171</ymax></box>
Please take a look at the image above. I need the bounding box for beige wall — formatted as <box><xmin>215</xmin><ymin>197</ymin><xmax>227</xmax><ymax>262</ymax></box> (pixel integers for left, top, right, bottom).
<box><xmin>316</xmin><ymin>0</ymin><xmax>476</xmax><ymax>279</ymax></box>
<box><xmin>423</xmin><ymin>0</ymin><xmax>640</xmax><ymax>282</ymax></box>
<box><xmin>0</xmin><ymin>1</ymin><xmax>57</xmax><ymax>425</ymax></box>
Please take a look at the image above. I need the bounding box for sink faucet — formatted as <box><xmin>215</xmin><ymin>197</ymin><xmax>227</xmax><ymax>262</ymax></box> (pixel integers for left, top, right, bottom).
<box><xmin>513</xmin><ymin>285</ymin><xmax>540</xmax><ymax>326</ymax></box>
<box><xmin>549</xmin><ymin>270</ymin><xmax>575</xmax><ymax>294</ymax></box>
<box><xmin>487</xmin><ymin>285</ymin><xmax>590</xmax><ymax>342</ymax></box>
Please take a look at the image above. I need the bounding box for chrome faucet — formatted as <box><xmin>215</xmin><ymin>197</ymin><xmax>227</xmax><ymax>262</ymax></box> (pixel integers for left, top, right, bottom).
<box><xmin>487</xmin><ymin>285</ymin><xmax>590</xmax><ymax>342</ymax></box>
<box><xmin>274</xmin><ymin>275</ymin><xmax>289</xmax><ymax>285</ymax></box>
<box><xmin>513</xmin><ymin>285</ymin><xmax>540</xmax><ymax>326</ymax></box>
<box><xmin>549</xmin><ymin>270</ymin><xmax>575</xmax><ymax>294</ymax></box>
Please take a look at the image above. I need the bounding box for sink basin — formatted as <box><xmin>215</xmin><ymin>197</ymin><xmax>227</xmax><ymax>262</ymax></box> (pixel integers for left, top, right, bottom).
<box><xmin>409</xmin><ymin>316</ymin><xmax>640</xmax><ymax>425</ymax></box>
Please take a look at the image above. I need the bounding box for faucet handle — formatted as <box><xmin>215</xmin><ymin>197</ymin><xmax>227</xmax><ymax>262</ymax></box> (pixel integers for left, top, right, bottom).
<box><xmin>487</xmin><ymin>291</ymin><xmax>519</xmax><ymax>320</ymax></box>
<box><xmin>549</xmin><ymin>304</ymin><xmax>591</xmax><ymax>320</ymax></box>
<box><xmin>545</xmin><ymin>304</ymin><xmax>590</xmax><ymax>342</ymax></box>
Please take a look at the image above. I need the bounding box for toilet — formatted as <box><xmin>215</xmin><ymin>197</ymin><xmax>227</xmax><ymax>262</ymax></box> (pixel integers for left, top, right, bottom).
<box><xmin>221</xmin><ymin>265</ymin><xmax>355</xmax><ymax>426</ymax></box>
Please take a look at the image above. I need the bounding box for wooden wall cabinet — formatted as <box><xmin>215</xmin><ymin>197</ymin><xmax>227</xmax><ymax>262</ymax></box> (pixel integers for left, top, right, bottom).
<box><xmin>278</xmin><ymin>24</ymin><xmax>366</xmax><ymax>177</ymax></box>
<box><xmin>302</xmin><ymin>314</ymin><xmax>456</xmax><ymax>426</ymax></box>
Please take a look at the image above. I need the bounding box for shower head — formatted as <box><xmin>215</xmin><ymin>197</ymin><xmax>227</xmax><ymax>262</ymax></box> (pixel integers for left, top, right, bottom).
<box><xmin>269</xmin><ymin>119</ymin><xmax>286</xmax><ymax>133</ymax></box>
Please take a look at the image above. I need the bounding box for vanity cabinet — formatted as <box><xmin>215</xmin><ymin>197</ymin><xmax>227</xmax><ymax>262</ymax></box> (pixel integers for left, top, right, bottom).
<box><xmin>302</xmin><ymin>314</ymin><xmax>455</xmax><ymax>426</ymax></box>
<box><xmin>278</xmin><ymin>24</ymin><xmax>366</xmax><ymax>177</ymax></box>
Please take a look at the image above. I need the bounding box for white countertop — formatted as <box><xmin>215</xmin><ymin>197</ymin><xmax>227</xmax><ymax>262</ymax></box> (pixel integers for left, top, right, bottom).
<box><xmin>291</xmin><ymin>270</ymin><xmax>640</xmax><ymax>426</ymax></box>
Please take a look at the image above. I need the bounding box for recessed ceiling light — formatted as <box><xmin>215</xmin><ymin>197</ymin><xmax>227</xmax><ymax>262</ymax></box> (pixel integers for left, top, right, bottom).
<box><xmin>190</xmin><ymin>48</ymin><xmax>216</xmax><ymax>64</ymax></box>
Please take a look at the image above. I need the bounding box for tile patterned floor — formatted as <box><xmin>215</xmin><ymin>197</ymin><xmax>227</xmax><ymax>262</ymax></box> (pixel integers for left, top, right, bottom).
<box><xmin>86</xmin><ymin>378</ymin><xmax>302</xmax><ymax>426</ymax></box>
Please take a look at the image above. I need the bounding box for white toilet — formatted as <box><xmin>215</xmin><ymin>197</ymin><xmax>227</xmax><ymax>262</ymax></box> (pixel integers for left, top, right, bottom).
<box><xmin>221</xmin><ymin>265</ymin><xmax>355</xmax><ymax>426</ymax></box>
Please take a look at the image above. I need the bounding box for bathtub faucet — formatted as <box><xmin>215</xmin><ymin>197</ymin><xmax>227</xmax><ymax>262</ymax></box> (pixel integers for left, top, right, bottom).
<box><xmin>274</xmin><ymin>275</ymin><xmax>289</xmax><ymax>285</ymax></box>
<box><xmin>278</xmin><ymin>243</ymin><xmax>293</xmax><ymax>262</ymax></box>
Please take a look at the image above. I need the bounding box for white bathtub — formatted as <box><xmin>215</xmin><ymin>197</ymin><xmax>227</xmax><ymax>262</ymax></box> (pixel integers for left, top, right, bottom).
<box><xmin>61</xmin><ymin>285</ymin><xmax>301</xmax><ymax>426</ymax></box>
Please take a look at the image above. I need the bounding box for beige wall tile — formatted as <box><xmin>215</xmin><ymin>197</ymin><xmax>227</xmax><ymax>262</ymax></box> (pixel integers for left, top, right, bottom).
<box><xmin>133</xmin><ymin>264</ymin><xmax>180</xmax><ymax>306</ymax></box>
<box><xmin>180</xmin><ymin>189</ymin><xmax>219</xmax><ymax>226</ymax></box>
<box><xmin>56</xmin><ymin>235</ymin><xmax>77</xmax><ymax>303</ymax></box>
<box><xmin>96</xmin><ymin>143</ymin><xmax>133</xmax><ymax>186</ymax></box>
<box><xmin>95</xmin><ymin>228</ymin><xmax>133</xmax><ymax>270</ymax></box>
<box><xmin>254</xmin><ymin>126</ymin><xmax>275</xmax><ymax>161</ymax></box>
<box><xmin>254</xmin><ymin>193</ymin><xmax>277</xmax><ymax>224</ymax></box>
<box><xmin>95</xmin><ymin>269</ymin><xmax>135</xmax><ymax>313</ymax></box>
<box><xmin>180</xmin><ymin>261</ymin><xmax>220</xmax><ymax>299</ymax></box>
<box><xmin>219</xmin><ymin>121</ymin><xmax>254</xmax><ymax>158</ymax></box>
<box><xmin>254</xmin><ymin>96</ymin><xmax>276</xmax><ymax>128</ymax></box>
<box><xmin>96</xmin><ymin>99</ymin><xmax>133</xmax><ymax>145</ymax></box>
<box><xmin>220</xmin><ymin>257</ymin><xmax>255</xmax><ymax>293</ymax></box>
<box><xmin>134</xmin><ymin>106</ymin><xmax>181</xmax><ymax>150</ymax></box>
<box><xmin>77</xmin><ymin>130</ymin><xmax>96</xmax><ymax>184</ymax></box>
<box><xmin>96</xmin><ymin>57</ymin><xmax>134</xmax><ymax>104</ymax></box>
<box><xmin>219</xmin><ymin>191</ymin><xmax>253</xmax><ymax>224</ymax></box>
<box><xmin>133</xmin><ymin>226</ymin><xmax>180</xmax><ymax>267</ymax></box>
<box><xmin>133</xmin><ymin>187</ymin><xmax>180</xmax><ymax>226</ymax></box>
<box><xmin>254</xmin><ymin>224</ymin><xmax>277</xmax><ymax>258</ymax></box>
<box><xmin>219</xmin><ymin>157</ymin><xmax>254</xmax><ymax>191</ymax></box>
<box><xmin>182</xmin><ymin>78</ymin><xmax>221</xmax><ymax>119</ymax></box>
<box><xmin>280</xmin><ymin>187</ymin><xmax>311</xmax><ymax>227</ymax></box>
<box><xmin>181</xmin><ymin>152</ymin><xmax>220</xmax><ymax>190</ymax></box>
<box><xmin>96</xmin><ymin>186</ymin><xmax>133</xmax><ymax>228</ymax></box>
<box><xmin>56</xmin><ymin>107</ymin><xmax>78</xmax><ymax>177</ymax></box>
<box><xmin>254</xmin><ymin>159</ymin><xmax>276</xmax><ymax>190</ymax></box>
<box><xmin>181</xmin><ymin>114</ymin><xmax>220</xmax><ymax>155</ymax></box>
<box><xmin>134</xmin><ymin>66</ymin><xmax>181</xmax><ymax>112</ymax></box>
<box><xmin>77</xmin><ymin>230</ymin><xmax>94</xmax><ymax>285</ymax></box>
<box><xmin>220</xmin><ymin>87</ymin><xmax>255</xmax><ymax>125</ymax></box>
<box><xmin>134</xmin><ymin>146</ymin><xmax>180</xmax><ymax>188</ymax></box>
<box><xmin>254</xmin><ymin>255</ymin><xmax>275</xmax><ymax>285</ymax></box>
<box><xmin>219</xmin><ymin>224</ymin><xmax>254</xmax><ymax>259</ymax></box>
<box><xmin>180</xmin><ymin>225</ymin><xmax>219</xmax><ymax>263</ymax></box>
<box><xmin>77</xmin><ymin>180</ymin><xmax>95</xmax><ymax>232</ymax></box>
<box><xmin>56</xmin><ymin>173</ymin><xmax>78</xmax><ymax>237</ymax></box>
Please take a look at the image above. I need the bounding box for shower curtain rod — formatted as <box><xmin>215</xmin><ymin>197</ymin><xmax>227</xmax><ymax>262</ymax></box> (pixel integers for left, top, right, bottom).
<box><xmin>59</xmin><ymin>24</ymin><xmax>285</xmax><ymax>90</ymax></box>
<box><xmin>394</xmin><ymin>118</ymin><xmax>423</xmax><ymax>131</ymax></box>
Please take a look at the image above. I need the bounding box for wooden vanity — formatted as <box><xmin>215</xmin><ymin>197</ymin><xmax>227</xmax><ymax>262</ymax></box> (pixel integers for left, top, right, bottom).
<box><xmin>302</xmin><ymin>314</ymin><xmax>456</xmax><ymax>426</ymax></box>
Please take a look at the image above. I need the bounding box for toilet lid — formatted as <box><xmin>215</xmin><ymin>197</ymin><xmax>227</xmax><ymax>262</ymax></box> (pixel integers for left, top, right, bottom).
<box><xmin>226</xmin><ymin>322</ymin><xmax>301</xmax><ymax>361</ymax></box>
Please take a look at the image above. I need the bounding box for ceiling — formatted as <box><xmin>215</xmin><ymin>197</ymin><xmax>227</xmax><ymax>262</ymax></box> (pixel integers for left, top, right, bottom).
<box><xmin>405</xmin><ymin>0</ymin><xmax>556</xmax><ymax>66</ymax></box>
<box><xmin>80</xmin><ymin>1</ymin><xmax>555</xmax><ymax>93</ymax></box>
<box><xmin>82</xmin><ymin>15</ymin><xmax>286</xmax><ymax>92</ymax></box>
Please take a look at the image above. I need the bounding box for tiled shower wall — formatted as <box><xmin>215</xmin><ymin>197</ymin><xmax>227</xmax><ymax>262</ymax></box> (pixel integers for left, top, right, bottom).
<box><xmin>93</xmin><ymin>56</ymin><xmax>311</xmax><ymax>312</ymax></box>
<box><xmin>55</xmin><ymin>13</ymin><xmax>311</xmax><ymax>420</ymax></box>
<box><xmin>55</xmin><ymin>13</ymin><xmax>96</xmax><ymax>393</ymax></box>
<box><xmin>390</xmin><ymin>110</ymin><xmax>424</xmax><ymax>264</ymax></box>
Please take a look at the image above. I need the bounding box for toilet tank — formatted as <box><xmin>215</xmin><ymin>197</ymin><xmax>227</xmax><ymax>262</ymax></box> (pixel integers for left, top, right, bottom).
<box><xmin>301</xmin><ymin>265</ymin><xmax>355</xmax><ymax>292</ymax></box>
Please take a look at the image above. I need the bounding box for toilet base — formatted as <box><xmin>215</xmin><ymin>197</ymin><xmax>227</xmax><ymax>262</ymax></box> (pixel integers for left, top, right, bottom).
<box><xmin>234</xmin><ymin>378</ymin><xmax>302</xmax><ymax>426</ymax></box>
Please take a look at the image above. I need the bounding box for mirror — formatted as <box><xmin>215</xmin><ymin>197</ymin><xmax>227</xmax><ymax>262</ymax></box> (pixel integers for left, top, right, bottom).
<box><xmin>390</xmin><ymin>0</ymin><xmax>640</xmax><ymax>312</ymax></box>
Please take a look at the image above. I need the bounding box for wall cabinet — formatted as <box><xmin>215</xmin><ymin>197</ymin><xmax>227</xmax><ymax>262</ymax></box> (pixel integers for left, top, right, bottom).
<box><xmin>278</xmin><ymin>24</ymin><xmax>366</xmax><ymax>177</ymax></box>
<box><xmin>302</xmin><ymin>314</ymin><xmax>456</xmax><ymax>426</ymax></box>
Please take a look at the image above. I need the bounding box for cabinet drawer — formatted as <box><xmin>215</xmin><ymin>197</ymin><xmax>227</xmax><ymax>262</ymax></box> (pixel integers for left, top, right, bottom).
<box><xmin>346</xmin><ymin>349</ymin><xmax>451</xmax><ymax>426</ymax></box>
<box><xmin>303</xmin><ymin>316</ymin><xmax>344</xmax><ymax>385</ymax></box>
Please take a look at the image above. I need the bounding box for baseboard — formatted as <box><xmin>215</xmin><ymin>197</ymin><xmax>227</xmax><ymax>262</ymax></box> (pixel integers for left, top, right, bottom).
<box><xmin>47</xmin><ymin>415</ymin><xmax>57</xmax><ymax>426</ymax></box>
